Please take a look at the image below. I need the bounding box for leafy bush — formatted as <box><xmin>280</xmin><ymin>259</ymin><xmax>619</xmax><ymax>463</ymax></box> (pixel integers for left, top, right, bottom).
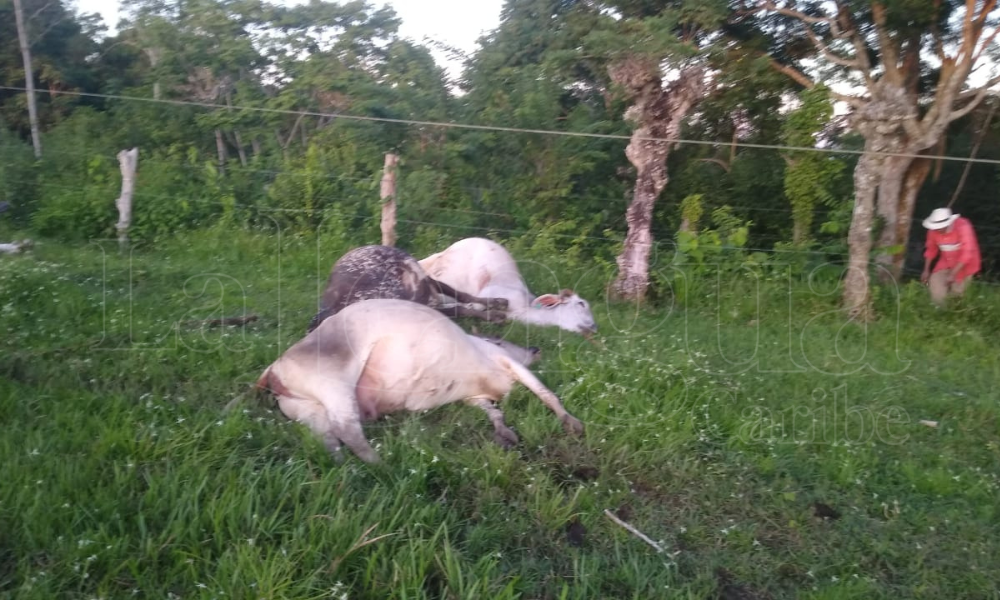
<box><xmin>32</xmin><ymin>153</ymin><xmax>119</xmax><ymax>240</ymax></box>
<box><xmin>0</xmin><ymin>124</ymin><xmax>38</xmax><ymax>229</ymax></box>
<box><xmin>505</xmin><ymin>215</ymin><xmax>614</xmax><ymax>300</ymax></box>
<box><xmin>656</xmin><ymin>204</ymin><xmax>755</xmax><ymax>305</ymax></box>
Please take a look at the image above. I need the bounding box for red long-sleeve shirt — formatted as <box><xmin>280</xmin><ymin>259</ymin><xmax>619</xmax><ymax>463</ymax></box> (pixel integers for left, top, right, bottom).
<box><xmin>924</xmin><ymin>217</ymin><xmax>981</xmax><ymax>283</ymax></box>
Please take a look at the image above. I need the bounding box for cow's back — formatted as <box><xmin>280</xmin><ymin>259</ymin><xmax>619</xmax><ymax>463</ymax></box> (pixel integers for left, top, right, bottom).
<box><xmin>312</xmin><ymin>245</ymin><xmax>434</xmax><ymax>331</ymax></box>
<box><xmin>310</xmin><ymin>300</ymin><xmax>513</xmax><ymax>415</ymax></box>
<box><xmin>420</xmin><ymin>238</ymin><xmax>533</xmax><ymax>309</ymax></box>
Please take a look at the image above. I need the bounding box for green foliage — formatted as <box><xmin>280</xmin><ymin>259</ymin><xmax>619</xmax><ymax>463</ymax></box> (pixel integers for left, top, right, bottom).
<box><xmin>680</xmin><ymin>193</ymin><xmax>705</xmax><ymax>231</ymax></box>
<box><xmin>0</xmin><ymin>0</ymin><xmax>103</xmax><ymax>135</ymax></box>
<box><xmin>32</xmin><ymin>153</ymin><xmax>118</xmax><ymax>240</ymax></box>
<box><xmin>0</xmin><ymin>123</ymin><xmax>37</xmax><ymax>227</ymax></box>
<box><xmin>265</xmin><ymin>136</ymin><xmax>379</xmax><ymax>236</ymax></box>
<box><xmin>781</xmin><ymin>86</ymin><xmax>844</xmax><ymax>245</ymax></box>
<box><xmin>663</xmin><ymin>205</ymin><xmax>755</xmax><ymax>304</ymax></box>
<box><xmin>30</xmin><ymin>109</ymin><xmax>121</xmax><ymax>239</ymax></box>
<box><xmin>506</xmin><ymin>215</ymin><xmax>616</xmax><ymax>301</ymax></box>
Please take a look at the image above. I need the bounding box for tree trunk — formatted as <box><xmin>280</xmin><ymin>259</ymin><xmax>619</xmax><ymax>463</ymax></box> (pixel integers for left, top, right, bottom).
<box><xmin>143</xmin><ymin>47</ymin><xmax>162</xmax><ymax>101</ymax></box>
<box><xmin>13</xmin><ymin>0</ymin><xmax>42</xmax><ymax>158</ymax></box>
<box><xmin>115</xmin><ymin>148</ymin><xmax>139</xmax><ymax>252</ymax></box>
<box><xmin>614</xmin><ymin>170</ymin><xmax>662</xmax><ymax>300</ymax></box>
<box><xmin>380</xmin><ymin>153</ymin><xmax>399</xmax><ymax>247</ymax></box>
<box><xmin>224</xmin><ymin>92</ymin><xmax>248</xmax><ymax>167</ymax></box>
<box><xmin>233</xmin><ymin>130</ymin><xmax>248</xmax><ymax>167</ymax></box>
<box><xmin>215</xmin><ymin>129</ymin><xmax>228</xmax><ymax>171</ymax></box>
<box><xmin>873</xmin><ymin>154</ymin><xmax>932</xmax><ymax>282</ymax></box>
<box><xmin>843</xmin><ymin>150</ymin><xmax>882</xmax><ymax>321</ymax></box>
<box><xmin>793</xmin><ymin>219</ymin><xmax>808</xmax><ymax>246</ymax></box>
<box><xmin>610</xmin><ymin>62</ymin><xmax>705</xmax><ymax>302</ymax></box>
<box><xmin>872</xmin><ymin>154</ymin><xmax>910</xmax><ymax>283</ymax></box>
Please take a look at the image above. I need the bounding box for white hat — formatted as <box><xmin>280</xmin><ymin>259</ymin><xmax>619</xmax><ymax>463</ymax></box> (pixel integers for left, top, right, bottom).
<box><xmin>922</xmin><ymin>207</ymin><xmax>959</xmax><ymax>230</ymax></box>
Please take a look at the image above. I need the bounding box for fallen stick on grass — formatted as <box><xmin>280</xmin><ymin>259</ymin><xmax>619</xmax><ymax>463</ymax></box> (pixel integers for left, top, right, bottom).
<box><xmin>181</xmin><ymin>314</ymin><xmax>260</xmax><ymax>328</ymax></box>
<box><xmin>603</xmin><ymin>509</ymin><xmax>665</xmax><ymax>553</ymax></box>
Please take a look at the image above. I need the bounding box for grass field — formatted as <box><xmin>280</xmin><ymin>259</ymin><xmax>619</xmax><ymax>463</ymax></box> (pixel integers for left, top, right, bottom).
<box><xmin>2</xmin><ymin>228</ymin><xmax>999</xmax><ymax>599</ymax></box>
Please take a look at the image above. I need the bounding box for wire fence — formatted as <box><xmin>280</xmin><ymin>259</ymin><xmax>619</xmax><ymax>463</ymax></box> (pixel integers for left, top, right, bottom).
<box><xmin>4</xmin><ymin>85</ymin><xmax>1000</xmax><ymax>166</ymax></box>
<box><xmin>2</xmin><ymin>84</ymin><xmax>999</xmax><ymax>286</ymax></box>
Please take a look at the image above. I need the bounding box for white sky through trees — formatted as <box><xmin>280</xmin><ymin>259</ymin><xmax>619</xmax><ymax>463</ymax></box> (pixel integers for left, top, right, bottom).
<box><xmin>71</xmin><ymin>0</ymin><xmax>503</xmax><ymax>78</ymax></box>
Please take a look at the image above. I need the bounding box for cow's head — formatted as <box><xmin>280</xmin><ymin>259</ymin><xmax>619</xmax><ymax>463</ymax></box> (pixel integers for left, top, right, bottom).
<box><xmin>531</xmin><ymin>289</ymin><xmax>598</xmax><ymax>336</ymax></box>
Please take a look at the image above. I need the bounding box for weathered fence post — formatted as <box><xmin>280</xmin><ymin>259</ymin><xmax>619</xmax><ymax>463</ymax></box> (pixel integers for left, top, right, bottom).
<box><xmin>115</xmin><ymin>148</ymin><xmax>139</xmax><ymax>251</ymax></box>
<box><xmin>380</xmin><ymin>153</ymin><xmax>399</xmax><ymax>247</ymax></box>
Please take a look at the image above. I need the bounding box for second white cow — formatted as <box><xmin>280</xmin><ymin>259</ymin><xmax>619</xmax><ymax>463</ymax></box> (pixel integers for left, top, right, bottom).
<box><xmin>419</xmin><ymin>237</ymin><xmax>598</xmax><ymax>336</ymax></box>
<box><xmin>256</xmin><ymin>299</ymin><xmax>584</xmax><ymax>463</ymax></box>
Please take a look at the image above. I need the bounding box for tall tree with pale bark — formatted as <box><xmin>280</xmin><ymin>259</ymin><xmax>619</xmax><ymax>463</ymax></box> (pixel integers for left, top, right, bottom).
<box><xmin>582</xmin><ymin>0</ymin><xmax>727</xmax><ymax>302</ymax></box>
<box><xmin>753</xmin><ymin>0</ymin><xmax>1000</xmax><ymax>320</ymax></box>
<box><xmin>11</xmin><ymin>0</ymin><xmax>40</xmax><ymax>157</ymax></box>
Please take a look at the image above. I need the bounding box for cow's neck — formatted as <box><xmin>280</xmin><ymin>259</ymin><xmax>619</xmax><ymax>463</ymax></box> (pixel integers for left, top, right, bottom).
<box><xmin>510</xmin><ymin>305</ymin><xmax>560</xmax><ymax>328</ymax></box>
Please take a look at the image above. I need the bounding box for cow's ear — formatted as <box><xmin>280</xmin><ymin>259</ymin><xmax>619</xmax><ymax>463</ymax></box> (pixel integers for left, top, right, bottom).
<box><xmin>559</xmin><ymin>288</ymin><xmax>574</xmax><ymax>298</ymax></box>
<box><xmin>532</xmin><ymin>294</ymin><xmax>562</xmax><ymax>308</ymax></box>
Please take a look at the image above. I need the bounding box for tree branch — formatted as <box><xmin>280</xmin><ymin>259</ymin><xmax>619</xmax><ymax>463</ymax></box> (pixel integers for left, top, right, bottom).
<box><xmin>697</xmin><ymin>158</ymin><xmax>731</xmax><ymax>172</ymax></box>
<box><xmin>762</xmin><ymin>1</ymin><xmax>872</xmax><ymax>86</ymax></box>
<box><xmin>768</xmin><ymin>59</ymin><xmax>816</xmax><ymax>89</ymax></box>
<box><xmin>760</xmin><ymin>1</ymin><xmax>832</xmax><ymax>26</ymax></box>
<box><xmin>871</xmin><ymin>3</ymin><xmax>902</xmax><ymax>82</ymax></box>
<box><xmin>767</xmin><ymin>59</ymin><xmax>864</xmax><ymax>107</ymax></box>
<box><xmin>949</xmin><ymin>89</ymin><xmax>993</xmax><ymax>123</ymax></box>
<box><xmin>282</xmin><ymin>112</ymin><xmax>306</xmax><ymax>151</ymax></box>
<box><xmin>972</xmin><ymin>26</ymin><xmax>1000</xmax><ymax>64</ymax></box>
<box><xmin>28</xmin><ymin>2</ymin><xmax>54</xmax><ymax>21</ymax></box>
<box><xmin>806</xmin><ymin>28</ymin><xmax>864</xmax><ymax>70</ymax></box>
<box><xmin>958</xmin><ymin>73</ymin><xmax>1000</xmax><ymax>100</ymax></box>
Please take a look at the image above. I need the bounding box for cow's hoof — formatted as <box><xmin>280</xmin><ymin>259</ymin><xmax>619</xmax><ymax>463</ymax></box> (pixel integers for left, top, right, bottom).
<box><xmin>487</xmin><ymin>311</ymin><xmax>508</xmax><ymax>324</ymax></box>
<box><xmin>561</xmin><ymin>415</ymin><xmax>585</xmax><ymax>436</ymax></box>
<box><xmin>355</xmin><ymin>449</ymin><xmax>382</xmax><ymax>464</ymax></box>
<box><xmin>487</xmin><ymin>298</ymin><xmax>509</xmax><ymax>310</ymax></box>
<box><xmin>493</xmin><ymin>427</ymin><xmax>519</xmax><ymax>449</ymax></box>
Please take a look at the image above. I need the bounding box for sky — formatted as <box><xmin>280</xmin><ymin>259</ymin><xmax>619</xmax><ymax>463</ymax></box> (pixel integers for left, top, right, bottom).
<box><xmin>70</xmin><ymin>0</ymin><xmax>505</xmax><ymax>77</ymax></box>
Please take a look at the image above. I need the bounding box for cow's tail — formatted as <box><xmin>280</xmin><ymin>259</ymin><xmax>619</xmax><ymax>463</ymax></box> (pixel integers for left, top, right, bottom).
<box><xmin>255</xmin><ymin>362</ymin><xmax>293</xmax><ymax>400</ymax></box>
<box><xmin>255</xmin><ymin>365</ymin><xmax>273</xmax><ymax>392</ymax></box>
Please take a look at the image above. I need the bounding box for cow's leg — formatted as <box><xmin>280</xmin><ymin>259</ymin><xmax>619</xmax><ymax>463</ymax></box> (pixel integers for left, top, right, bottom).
<box><xmin>434</xmin><ymin>304</ymin><xmax>507</xmax><ymax>323</ymax></box>
<box><xmin>466</xmin><ymin>397</ymin><xmax>519</xmax><ymax>449</ymax></box>
<box><xmin>315</xmin><ymin>387</ymin><xmax>381</xmax><ymax>464</ymax></box>
<box><xmin>498</xmin><ymin>357</ymin><xmax>585</xmax><ymax>436</ymax></box>
<box><xmin>328</xmin><ymin>419</ymin><xmax>380</xmax><ymax>464</ymax></box>
<box><xmin>431</xmin><ymin>278</ymin><xmax>508</xmax><ymax>311</ymax></box>
<box><xmin>278</xmin><ymin>396</ymin><xmax>347</xmax><ymax>460</ymax></box>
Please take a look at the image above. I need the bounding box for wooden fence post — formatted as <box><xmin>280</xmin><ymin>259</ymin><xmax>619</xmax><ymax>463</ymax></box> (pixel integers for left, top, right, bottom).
<box><xmin>115</xmin><ymin>148</ymin><xmax>139</xmax><ymax>251</ymax></box>
<box><xmin>380</xmin><ymin>153</ymin><xmax>399</xmax><ymax>247</ymax></box>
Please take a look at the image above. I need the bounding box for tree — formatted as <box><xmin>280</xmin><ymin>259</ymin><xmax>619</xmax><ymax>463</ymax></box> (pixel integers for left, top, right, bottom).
<box><xmin>12</xmin><ymin>0</ymin><xmax>40</xmax><ymax>157</ymax></box>
<box><xmin>754</xmin><ymin>0</ymin><xmax>1000</xmax><ymax>319</ymax></box>
<box><xmin>456</xmin><ymin>0</ymin><xmax>629</xmax><ymax>235</ymax></box>
<box><xmin>581</xmin><ymin>0</ymin><xmax>727</xmax><ymax>302</ymax></box>
<box><xmin>1</xmin><ymin>0</ymin><xmax>102</xmax><ymax>149</ymax></box>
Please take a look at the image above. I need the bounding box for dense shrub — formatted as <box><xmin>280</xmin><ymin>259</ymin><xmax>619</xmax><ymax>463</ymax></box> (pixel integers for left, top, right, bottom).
<box><xmin>0</xmin><ymin>124</ymin><xmax>39</xmax><ymax>229</ymax></box>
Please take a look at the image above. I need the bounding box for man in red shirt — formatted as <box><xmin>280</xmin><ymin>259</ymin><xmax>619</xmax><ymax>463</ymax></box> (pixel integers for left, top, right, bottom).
<box><xmin>920</xmin><ymin>207</ymin><xmax>982</xmax><ymax>306</ymax></box>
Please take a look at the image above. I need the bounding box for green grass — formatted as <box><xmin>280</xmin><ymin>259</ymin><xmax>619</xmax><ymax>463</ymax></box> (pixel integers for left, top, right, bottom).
<box><xmin>2</xmin><ymin>228</ymin><xmax>999</xmax><ymax>599</ymax></box>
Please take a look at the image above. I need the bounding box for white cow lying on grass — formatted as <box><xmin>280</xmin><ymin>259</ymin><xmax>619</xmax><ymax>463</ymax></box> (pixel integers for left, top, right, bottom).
<box><xmin>256</xmin><ymin>299</ymin><xmax>584</xmax><ymax>463</ymax></box>
<box><xmin>419</xmin><ymin>237</ymin><xmax>598</xmax><ymax>336</ymax></box>
<box><xmin>0</xmin><ymin>240</ymin><xmax>32</xmax><ymax>254</ymax></box>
